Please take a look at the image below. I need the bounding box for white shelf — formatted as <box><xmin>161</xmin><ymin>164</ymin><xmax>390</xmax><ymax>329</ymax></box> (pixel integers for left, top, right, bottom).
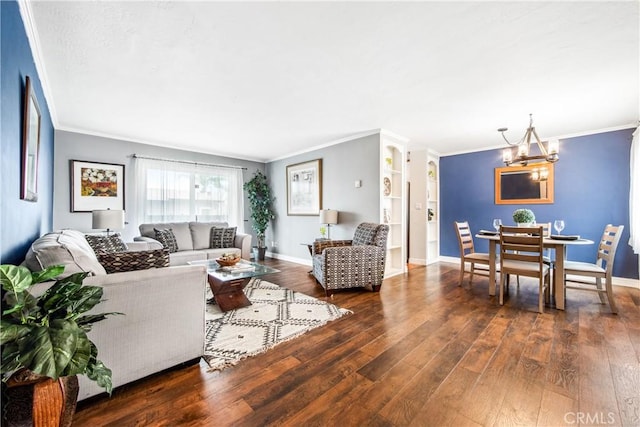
<box><xmin>426</xmin><ymin>156</ymin><xmax>439</xmax><ymax>263</ymax></box>
<box><xmin>381</xmin><ymin>138</ymin><xmax>407</xmax><ymax>278</ymax></box>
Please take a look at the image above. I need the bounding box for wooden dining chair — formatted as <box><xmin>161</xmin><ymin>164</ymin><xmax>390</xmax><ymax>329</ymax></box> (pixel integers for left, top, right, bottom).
<box><xmin>515</xmin><ymin>222</ymin><xmax>553</xmax><ymax>287</ymax></box>
<box><xmin>564</xmin><ymin>224</ymin><xmax>624</xmax><ymax>314</ymax></box>
<box><xmin>499</xmin><ymin>225</ymin><xmax>551</xmax><ymax>313</ymax></box>
<box><xmin>454</xmin><ymin>221</ymin><xmax>492</xmax><ymax>287</ymax></box>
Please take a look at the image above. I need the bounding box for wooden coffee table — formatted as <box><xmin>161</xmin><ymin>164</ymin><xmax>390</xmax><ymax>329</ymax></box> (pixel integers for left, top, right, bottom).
<box><xmin>188</xmin><ymin>260</ymin><xmax>279</xmax><ymax>312</ymax></box>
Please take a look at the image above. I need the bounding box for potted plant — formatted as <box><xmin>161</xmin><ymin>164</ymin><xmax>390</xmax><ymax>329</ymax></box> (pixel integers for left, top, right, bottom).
<box><xmin>1</xmin><ymin>264</ymin><xmax>119</xmax><ymax>426</ymax></box>
<box><xmin>512</xmin><ymin>208</ymin><xmax>535</xmax><ymax>226</ymax></box>
<box><xmin>243</xmin><ymin>170</ymin><xmax>275</xmax><ymax>261</ymax></box>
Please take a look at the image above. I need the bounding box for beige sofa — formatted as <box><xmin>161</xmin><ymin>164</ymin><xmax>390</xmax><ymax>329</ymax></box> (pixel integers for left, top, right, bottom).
<box><xmin>135</xmin><ymin>222</ymin><xmax>252</xmax><ymax>264</ymax></box>
<box><xmin>23</xmin><ymin>229</ymin><xmax>207</xmax><ymax>401</ymax></box>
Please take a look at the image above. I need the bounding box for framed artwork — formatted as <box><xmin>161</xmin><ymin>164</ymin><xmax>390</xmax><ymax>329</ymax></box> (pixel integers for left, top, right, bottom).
<box><xmin>70</xmin><ymin>160</ymin><xmax>125</xmax><ymax>212</ymax></box>
<box><xmin>21</xmin><ymin>76</ymin><xmax>41</xmax><ymax>202</ymax></box>
<box><xmin>286</xmin><ymin>159</ymin><xmax>322</xmax><ymax>215</ymax></box>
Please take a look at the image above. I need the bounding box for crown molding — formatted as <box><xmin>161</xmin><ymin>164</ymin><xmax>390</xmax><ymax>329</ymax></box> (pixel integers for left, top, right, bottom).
<box><xmin>18</xmin><ymin>0</ymin><xmax>58</xmax><ymax>127</ymax></box>
<box><xmin>266</xmin><ymin>129</ymin><xmax>383</xmax><ymax>163</ymax></box>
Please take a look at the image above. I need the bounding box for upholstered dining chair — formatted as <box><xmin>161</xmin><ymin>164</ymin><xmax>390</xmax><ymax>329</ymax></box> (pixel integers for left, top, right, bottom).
<box><xmin>564</xmin><ymin>224</ymin><xmax>624</xmax><ymax>314</ymax></box>
<box><xmin>454</xmin><ymin>221</ymin><xmax>492</xmax><ymax>288</ymax></box>
<box><xmin>312</xmin><ymin>223</ymin><xmax>389</xmax><ymax>296</ymax></box>
<box><xmin>499</xmin><ymin>225</ymin><xmax>551</xmax><ymax>313</ymax></box>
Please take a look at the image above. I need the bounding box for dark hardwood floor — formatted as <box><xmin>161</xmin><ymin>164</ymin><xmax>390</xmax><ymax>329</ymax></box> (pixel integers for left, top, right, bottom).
<box><xmin>72</xmin><ymin>259</ymin><xmax>640</xmax><ymax>426</ymax></box>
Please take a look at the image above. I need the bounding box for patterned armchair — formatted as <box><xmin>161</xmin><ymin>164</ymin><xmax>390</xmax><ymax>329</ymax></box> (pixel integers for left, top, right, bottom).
<box><xmin>312</xmin><ymin>223</ymin><xmax>389</xmax><ymax>296</ymax></box>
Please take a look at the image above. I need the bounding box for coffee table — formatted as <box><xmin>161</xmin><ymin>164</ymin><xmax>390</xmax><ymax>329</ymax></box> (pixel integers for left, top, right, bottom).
<box><xmin>188</xmin><ymin>259</ymin><xmax>279</xmax><ymax>312</ymax></box>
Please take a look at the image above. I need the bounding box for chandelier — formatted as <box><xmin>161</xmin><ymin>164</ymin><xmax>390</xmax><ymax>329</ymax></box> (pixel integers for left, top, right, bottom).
<box><xmin>499</xmin><ymin>114</ymin><xmax>559</xmax><ymax>167</ymax></box>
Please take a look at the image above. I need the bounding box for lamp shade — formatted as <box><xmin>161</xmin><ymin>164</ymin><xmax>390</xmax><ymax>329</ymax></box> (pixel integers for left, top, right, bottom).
<box><xmin>92</xmin><ymin>209</ymin><xmax>124</xmax><ymax>230</ymax></box>
<box><xmin>319</xmin><ymin>209</ymin><xmax>338</xmax><ymax>225</ymax></box>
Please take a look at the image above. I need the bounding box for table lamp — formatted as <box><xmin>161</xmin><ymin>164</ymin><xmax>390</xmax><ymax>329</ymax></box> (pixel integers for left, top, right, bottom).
<box><xmin>92</xmin><ymin>209</ymin><xmax>124</xmax><ymax>236</ymax></box>
<box><xmin>319</xmin><ymin>209</ymin><xmax>339</xmax><ymax>240</ymax></box>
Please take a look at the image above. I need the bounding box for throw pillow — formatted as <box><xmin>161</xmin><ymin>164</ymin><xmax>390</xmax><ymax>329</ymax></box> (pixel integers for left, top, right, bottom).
<box><xmin>97</xmin><ymin>249</ymin><xmax>170</xmax><ymax>273</ymax></box>
<box><xmin>154</xmin><ymin>228</ymin><xmax>179</xmax><ymax>253</ymax></box>
<box><xmin>209</xmin><ymin>226</ymin><xmax>237</xmax><ymax>249</ymax></box>
<box><xmin>85</xmin><ymin>233</ymin><xmax>128</xmax><ymax>254</ymax></box>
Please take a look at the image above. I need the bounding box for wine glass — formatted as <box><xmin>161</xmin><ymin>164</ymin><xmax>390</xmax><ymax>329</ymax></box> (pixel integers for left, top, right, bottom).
<box><xmin>492</xmin><ymin>218</ymin><xmax>502</xmax><ymax>232</ymax></box>
<box><xmin>554</xmin><ymin>220</ymin><xmax>565</xmax><ymax>235</ymax></box>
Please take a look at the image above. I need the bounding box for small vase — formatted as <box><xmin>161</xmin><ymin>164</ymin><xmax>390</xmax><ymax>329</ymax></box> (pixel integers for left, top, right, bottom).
<box><xmin>517</xmin><ymin>222</ymin><xmax>532</xmax><ymax>227</ymax></box>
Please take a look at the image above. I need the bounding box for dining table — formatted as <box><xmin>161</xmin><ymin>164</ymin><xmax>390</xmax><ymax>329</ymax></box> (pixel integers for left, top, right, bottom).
<box><xmin>475</xmin><ymin>232</ymin><xmax>594</xmax><ymax>310</ymax></box>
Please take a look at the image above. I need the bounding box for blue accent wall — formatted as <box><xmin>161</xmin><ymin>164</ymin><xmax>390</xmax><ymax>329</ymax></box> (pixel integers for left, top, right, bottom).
<box><xmin>1</xmin><ymin>1</ymin><xmax>54</xmax><ymax>264</ymax></box>
<box><xmin>440</xmin><ymin>128</ymin><xmax>638</xmax><ymax>279</ymax></box>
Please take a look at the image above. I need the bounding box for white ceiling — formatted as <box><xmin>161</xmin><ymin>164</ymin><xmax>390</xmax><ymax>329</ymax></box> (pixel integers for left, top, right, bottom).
<box><xmin>22</xmin><ymin>1</ymin><xmax>639</xmax><ymax>162</ymax></box>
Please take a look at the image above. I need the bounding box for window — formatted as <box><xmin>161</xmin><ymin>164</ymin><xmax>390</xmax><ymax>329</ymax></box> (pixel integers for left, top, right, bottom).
<box><xmin>135</xmin><ymin>158</ymin><xmax>244</xmax><ymax>227</ymax></box>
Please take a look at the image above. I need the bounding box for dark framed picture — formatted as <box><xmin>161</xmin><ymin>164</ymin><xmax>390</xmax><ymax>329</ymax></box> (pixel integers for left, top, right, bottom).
<box><xmin>70</xmin><ymin>160</ymin><xmax>125</xmax><ymax>212</ymax></box>
<box><xmin>286</xmin><ymin>159</ymin><xmax>322</xmax><ymax>215</ymax></box>
<box><xmin>21</xmin><ymin>76</ymin><xmax>41</xmax><ymax>202</ymax></box>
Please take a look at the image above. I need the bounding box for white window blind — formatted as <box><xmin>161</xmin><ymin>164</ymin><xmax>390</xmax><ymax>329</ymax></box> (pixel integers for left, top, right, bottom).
<box><xmin>135</xmin><ymin>157</ymin><xmax>244</xmax><ymax>229</ymax></box>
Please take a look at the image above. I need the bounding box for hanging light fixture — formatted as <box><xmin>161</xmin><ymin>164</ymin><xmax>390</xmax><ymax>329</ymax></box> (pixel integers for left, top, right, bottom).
<box><xmin>499</xmin><ymin>114</ymin><xmax>560</xmax><ymax>166</ymax></box>
<box><xmin>530</xmin><ymin>166</ymin><xmax>549</xmax><ymax>182</ymax></box>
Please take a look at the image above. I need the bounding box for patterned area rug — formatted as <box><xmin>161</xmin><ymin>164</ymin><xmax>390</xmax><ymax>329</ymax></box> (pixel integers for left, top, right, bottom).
<box><xmin>204</xmin><ymin>278</ymin><xmax>351</xmax><ymax>371</ymax></box>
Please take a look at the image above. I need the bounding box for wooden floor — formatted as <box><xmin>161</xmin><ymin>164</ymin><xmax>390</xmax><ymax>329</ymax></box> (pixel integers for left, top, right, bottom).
<box><xmin>72</xmin><ymin>259</ymin><xmax>640</xmax><ymax>427</ymax></box>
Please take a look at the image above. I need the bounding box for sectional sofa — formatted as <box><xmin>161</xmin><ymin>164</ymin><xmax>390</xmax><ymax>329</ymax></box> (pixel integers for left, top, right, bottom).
<box><xmin>23</xmin><ymin>229</ymin><xmax>208</xmax><ymax>400</ymax></box>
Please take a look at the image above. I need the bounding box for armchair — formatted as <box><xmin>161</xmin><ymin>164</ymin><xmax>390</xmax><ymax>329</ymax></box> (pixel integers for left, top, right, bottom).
<box><xmin>312</xmin><ymin>223</ymin><xmax>389</xmax><ymax>296</ymax></box>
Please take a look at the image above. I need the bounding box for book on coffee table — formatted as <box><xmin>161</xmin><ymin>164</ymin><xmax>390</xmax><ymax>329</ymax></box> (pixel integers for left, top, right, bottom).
<box><xmin>220</xmin><ymin>264</ymin><xmax>256</xmax><ymax>273</ymax></box>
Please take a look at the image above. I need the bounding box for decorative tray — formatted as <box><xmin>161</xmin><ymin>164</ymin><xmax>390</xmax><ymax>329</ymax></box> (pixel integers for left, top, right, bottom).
<box><xmin>550</xmin><ymin>235</ymin><xmax>580</xmax><ymax>241</ymax></box>
<box><xmin>479</xmin><ymin>230</ymin><xmax>498</xmax><ymax>235</ymax></box>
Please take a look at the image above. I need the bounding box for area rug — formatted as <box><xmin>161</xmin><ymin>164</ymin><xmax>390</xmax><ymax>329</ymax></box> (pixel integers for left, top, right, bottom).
<box><xmin>203</xmin><ymin>278</ymin><xmax>352</xmax><ymax>371</ymax></box>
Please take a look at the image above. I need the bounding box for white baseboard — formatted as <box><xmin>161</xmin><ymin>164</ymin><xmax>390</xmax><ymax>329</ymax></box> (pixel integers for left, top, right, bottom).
<box><xmin>265</xmin><ymin>251</ymin><xmax>311</xmax><ymax>266</ymax></box>
<box><xmin>439</xmin><ymin>256</ymin><xmax>639</xmax><ymax>289</ymax></box>
<box><xmin>439</xmin><ymin>256</ymin><xmax>459</xmax><ymax>264</ymax></box>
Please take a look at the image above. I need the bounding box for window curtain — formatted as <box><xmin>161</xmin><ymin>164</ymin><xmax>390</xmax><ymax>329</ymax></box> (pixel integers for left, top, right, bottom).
<box><xmin>135</xmin><ymin>157</ymin><xmax>244</xmax><ymax>229</ymax></box>
<box><xmin>630</xmin><ymin>126</ymin><xmax>640</xmax><ymax>256</ymax></box>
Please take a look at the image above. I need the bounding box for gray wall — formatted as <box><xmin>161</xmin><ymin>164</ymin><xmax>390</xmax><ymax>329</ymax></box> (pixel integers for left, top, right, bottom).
<box><xmin>53</xmin><ymin>130</ymin><xmax>264</xmax><ymax>242</ymax></box>
<box><xmin>265</xmin><ymin>133</ymin><xmax>381</xmax><ymax>261</ymax></box>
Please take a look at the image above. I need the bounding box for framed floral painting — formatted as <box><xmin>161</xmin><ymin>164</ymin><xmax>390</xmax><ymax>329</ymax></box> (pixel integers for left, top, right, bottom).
<box><xmin>70</xmin><ymin>160</ymin><xmax>125</xmax><ymax>212</ymax></box>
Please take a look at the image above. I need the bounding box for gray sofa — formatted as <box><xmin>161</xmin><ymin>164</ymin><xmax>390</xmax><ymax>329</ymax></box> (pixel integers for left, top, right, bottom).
<box><xmin>135</xmin><ymin>222</ymin><xmax>252</xmax><ymax>264</ymax></box>
<box><xmin>23</xmin><ymin>229</ymin><xmax>208</xmax><ymax>400</ymax></box>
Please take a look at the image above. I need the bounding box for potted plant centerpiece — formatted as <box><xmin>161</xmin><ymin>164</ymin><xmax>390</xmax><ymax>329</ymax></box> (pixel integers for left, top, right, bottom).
<box><xmin>512</xmin><ymin>208</ymin><xmax>535</xmax><ymax>226</ymax></box>
<box><xmin>243</xmin><ymin>170</ymin><xmax>275</xmax><ymax>261</ymax></box>
<box><xmin>1</xmin><ymin>264</ymin><xmax>119</xmax><ymax>426</ymax></box>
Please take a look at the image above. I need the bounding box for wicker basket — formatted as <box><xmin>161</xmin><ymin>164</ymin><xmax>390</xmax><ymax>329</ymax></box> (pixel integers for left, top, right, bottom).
<box><xmin>216</xmin><ymin>257</ymin><xmax>240</xmax><ymax>267</ymax></box>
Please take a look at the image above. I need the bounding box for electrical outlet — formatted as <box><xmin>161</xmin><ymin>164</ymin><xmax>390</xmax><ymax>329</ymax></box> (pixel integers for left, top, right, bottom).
<box><xmin>271</xmin><ymin>241</ymin><xmax>277</xmax><ymax>248</ymax></box>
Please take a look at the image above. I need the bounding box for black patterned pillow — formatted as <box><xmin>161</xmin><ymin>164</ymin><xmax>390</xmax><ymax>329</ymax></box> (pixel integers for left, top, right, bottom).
<box><xmin>97</xmin><ymin>249</ymin><xmax>170</xmax><ymax>273</ymax></box>
<box><xmin>85</xmin><ymin>233</ymin><xmax>128</xmax><ymax>254</ymax></box>
<box><xmin>154</xmin><ymin>228</ymin><xmax>179</xmax><ymax>253</ymax></box>
<box><xmin>209</xmin><ymin>226</ymin><xmax>237</xmax><ymax>249</ymax></box>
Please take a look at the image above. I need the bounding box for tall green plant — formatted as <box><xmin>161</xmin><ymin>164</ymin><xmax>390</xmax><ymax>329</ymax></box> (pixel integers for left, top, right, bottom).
<box><xmin>0</xmin><ymin>264</ymin><xmax>119</xmax><ymax>394</ymax></box>
<box><xmin>243</xmin><ymin>170</ymin><xmax>275</xmax><ymax>248</ymax></box>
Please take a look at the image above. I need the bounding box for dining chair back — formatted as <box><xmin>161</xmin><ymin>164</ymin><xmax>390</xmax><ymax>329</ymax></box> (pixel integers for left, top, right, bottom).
<box><xmin>454</xmin><ymin>221</ymin><xmax>492</xmax><ymax>287</ymax></box>
<box><xmin>564</xmin><ymin>224</ymin><xmax>624</xmax><ymax>314</ymax></box>
<box><xmin>499</xmin><ymin>225</ymin><xmax>551</xmax><ymax>313</ymax></box>
<box><xmin>514</xmin><ymin>222</ymin><xmax>553</xmax><ymax>287</ymax></box>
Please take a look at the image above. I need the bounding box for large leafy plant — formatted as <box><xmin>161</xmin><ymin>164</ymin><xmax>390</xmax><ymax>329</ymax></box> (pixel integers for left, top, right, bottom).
<box><xmin>243</xmin><ymin>170</ymin><xmax>275</xmax><ymax>248</ymax></box>
<box><xmin>0</xmin><ymin>264</ymin><xmax>119</xmax><ymax>394</ymax></box>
